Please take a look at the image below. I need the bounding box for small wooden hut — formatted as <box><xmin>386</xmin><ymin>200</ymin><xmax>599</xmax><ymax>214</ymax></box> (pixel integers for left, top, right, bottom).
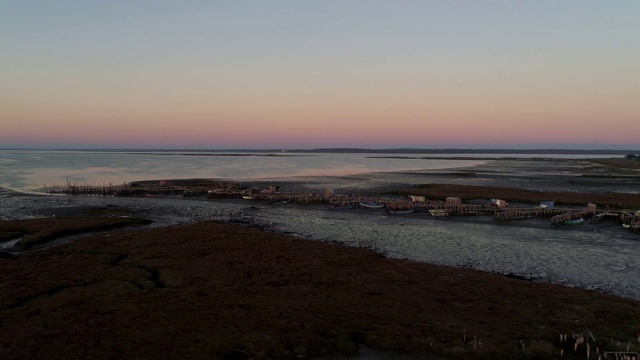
<box><xmin>446</xmin><ymin>197</ymin><xmax>461</xmax><ymax>205</ymax></box>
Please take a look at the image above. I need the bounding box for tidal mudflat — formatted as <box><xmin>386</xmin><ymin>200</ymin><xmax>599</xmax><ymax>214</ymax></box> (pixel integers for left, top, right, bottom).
<box><xmin>1</xmin><ymin>158</ymin><xmax>639</xmax><ymax>359</ymax></box>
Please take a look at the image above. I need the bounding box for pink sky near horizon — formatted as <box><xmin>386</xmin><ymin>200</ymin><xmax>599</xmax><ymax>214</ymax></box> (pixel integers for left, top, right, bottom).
<box><xmin>2</xmin><ymin>1</ymin><xmax>639</xmax><ymax>150</ymax></box>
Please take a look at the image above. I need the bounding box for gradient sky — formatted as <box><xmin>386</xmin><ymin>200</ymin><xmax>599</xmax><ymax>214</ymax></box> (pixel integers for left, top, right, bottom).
<box><xmin>1</xmin><ymin>1</ymin><xmax>639</xmax><ymax>150</ymax></box>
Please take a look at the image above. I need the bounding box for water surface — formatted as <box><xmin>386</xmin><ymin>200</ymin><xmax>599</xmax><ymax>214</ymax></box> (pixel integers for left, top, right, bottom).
<box><xmin>0</xmin><ymin>150</ymin><xmax>487</xmax><ymax>192</ymax></box>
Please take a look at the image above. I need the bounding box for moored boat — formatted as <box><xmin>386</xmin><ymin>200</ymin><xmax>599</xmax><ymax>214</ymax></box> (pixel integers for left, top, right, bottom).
<box><xmin>429</xmin><ymin>209</ymin><xmax>448</xmax><ymax>217</ymax></box>
<box><xmin>359</xmin><ymin>202</ymin><xmax>385</xmax><ymax>209</ymax></box>
<box><xmin>564</xmin><ymin>218</ymin><xmax>584</xmax><ymax>225</ymax></box>
<box><xmin>241</xmin><ymin>195</ymin><xmax>255</xmax><ymax>200</ymax></box>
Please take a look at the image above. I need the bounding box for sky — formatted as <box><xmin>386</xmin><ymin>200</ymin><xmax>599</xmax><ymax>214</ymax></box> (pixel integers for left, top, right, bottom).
<box><xmin>1</xmin><ymin>1</ymin><xmax>639</xmax><ymax>150</ymax></box>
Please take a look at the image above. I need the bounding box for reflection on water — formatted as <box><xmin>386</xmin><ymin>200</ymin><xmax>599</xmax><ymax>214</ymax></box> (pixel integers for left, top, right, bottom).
<box><xmin>0</xmin><ymin>150</ymin><xmax>618</xmax><ymax>193</ymax></box>
<box><xmin>0</xmin><ymin>150</ymin><xmax>487</xmax><ymax>193</ymax></box>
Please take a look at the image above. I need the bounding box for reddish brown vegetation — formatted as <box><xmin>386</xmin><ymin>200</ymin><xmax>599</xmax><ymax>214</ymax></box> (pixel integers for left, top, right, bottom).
<box><xmin>587</xmin><ymin>158</ymin><xmax>640</xmax><ymax>170</ymax></box>
<box><xmin>382</xmin><ymin>157</ymin><xmax>640</xmax><ymax>207</ymax></box>
<box><xmin>0</xmin><ymin>215</ymin><xmax>150</xmax><ymax>249</ymax></box>
<box><xmin>0</xmin><ymin>217</ymin><xmax>639</xmax><ymax>359</ymax></box>
<box><xmin>389</xmin><ymin>184</ymin><xmax>640</xmax><ymax>207</ymax></box>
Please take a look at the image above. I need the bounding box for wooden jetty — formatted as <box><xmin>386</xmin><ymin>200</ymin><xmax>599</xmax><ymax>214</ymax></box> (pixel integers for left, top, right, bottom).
<box><xmin>206</xmin><ymin>189</ymin><xmax>247</xmax><ymax>199</ymax></box>
<box><xmin>550</xmin><ymin>210</ymin><xmax>595</xmax><ymax>226</ymax></box>
<box><xmin>629</xmin><ymin>211</ymin><xmax>640</xmax><ymax>233</ymax></box>
<box><xmin>241</xmin><ymin>192</ymin><xmax>335</xmax><ymax>204</ymax></box>
<box><xmin>593</xmin><ymin>210</ymin><xmax>640</xmax><ymax>232</ymax></box>
<box><xmin>494</xmin><ymin>207</ymin><xmax>571</xmax><ymax>221</ymax></box>
<box><xmin>56</xmin><ymin>180</ymin><xmax>241</xmax><ymax>197</ymax></box>
<box><xmin>52</xmin><ymin>181</ymin><xmax>640</xmax><ymax>232</ymax></box>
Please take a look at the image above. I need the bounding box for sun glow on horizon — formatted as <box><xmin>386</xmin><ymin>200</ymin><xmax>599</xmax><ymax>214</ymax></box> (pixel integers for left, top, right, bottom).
<box><xmin>2</xmin><ymin>1</ymin><xmax>639</xmax><ymax>150</ymax></box>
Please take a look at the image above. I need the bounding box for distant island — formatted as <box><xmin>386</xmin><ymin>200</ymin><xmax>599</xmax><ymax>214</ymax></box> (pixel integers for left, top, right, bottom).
<box><xmin>4</xmin><ymin>148</ymin><xmax>638</xmax><ymax>155</ymax></box>
<box><xmin>300</xmin><ymin>148</ymin><xmax>639</xmax><ymax>155</ymax></box>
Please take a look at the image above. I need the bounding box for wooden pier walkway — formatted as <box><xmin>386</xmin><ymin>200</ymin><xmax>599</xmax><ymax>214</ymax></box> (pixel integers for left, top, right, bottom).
<box><xmin>53</xmin><ymin>182</ymin><xmax>639</xmax><ymax>232</ymax></box>
<box><xmin>55</xmin><ymin>181</ymin><xmax>240</xmax><ymax>197</ymax></box>
<box><xmin>550</xmin><ymin>210</ymin><xmax>595</xmax><ymax>226</ymax></box>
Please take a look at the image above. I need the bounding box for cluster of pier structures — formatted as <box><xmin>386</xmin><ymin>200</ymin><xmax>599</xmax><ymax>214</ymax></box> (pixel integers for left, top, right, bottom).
<box><xmin>51</xmin><ymin>180</ymin><xmax>239</xmax><ymax>197</ymax></box>
<box><xmin>54</xmin><ymin>180</ymin><xmax>640</xmax><ymax>232</ymax></box>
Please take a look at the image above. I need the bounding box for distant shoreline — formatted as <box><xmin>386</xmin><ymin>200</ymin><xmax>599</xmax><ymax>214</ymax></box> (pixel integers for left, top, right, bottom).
<box><xmin>1</xmin><ymin>148</ymin><xmax>637</xmax><ymax>155</ymax></box>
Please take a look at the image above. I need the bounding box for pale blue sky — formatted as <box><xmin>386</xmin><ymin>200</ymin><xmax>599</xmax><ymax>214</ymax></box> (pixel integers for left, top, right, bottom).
<box><xmin>2</xmin><ymin>1</ymin><xmax>639</xmax><ymax>149</ymax></box>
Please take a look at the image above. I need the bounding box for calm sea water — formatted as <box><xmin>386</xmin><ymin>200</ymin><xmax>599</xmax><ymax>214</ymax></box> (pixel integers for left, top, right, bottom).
<box><xmin>0</xmin><ymin>149</ymin><xmax>611</xmax><ymax>193</ymax></box>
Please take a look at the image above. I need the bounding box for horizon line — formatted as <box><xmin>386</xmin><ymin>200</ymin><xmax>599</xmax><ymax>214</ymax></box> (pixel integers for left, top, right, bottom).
<box><xmin>1</xmin><ymin>147</ymin><xmax>638</xmax><ymax>154</ymax></box>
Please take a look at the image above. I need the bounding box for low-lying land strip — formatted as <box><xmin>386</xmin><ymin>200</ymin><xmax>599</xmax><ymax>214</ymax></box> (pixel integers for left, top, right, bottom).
<box><xmin>387</xmin><ymin>183</ymin><xmax>640</xmax><ymax>207</ymax></box>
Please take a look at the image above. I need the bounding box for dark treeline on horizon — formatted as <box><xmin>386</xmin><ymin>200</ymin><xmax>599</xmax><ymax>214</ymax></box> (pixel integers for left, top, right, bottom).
<box><xmin>303</xmin><ymin>148</ymin><xmax>638</xmax><ymax>155</ymax></box>
<box><xmin>2</xmin><ymin>148</ymin><xmax>638</xmax><ymax>155</ymax></box>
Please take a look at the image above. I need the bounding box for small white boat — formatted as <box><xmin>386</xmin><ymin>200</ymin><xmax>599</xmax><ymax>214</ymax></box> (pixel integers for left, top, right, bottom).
<box><xmin>429</xmin><ymin>209</ymin><xmax>448</xmax><ymax>217</ymax></box>
<box><xmin>564</xmin><ymin>218</ymin><xmax>584</xmax><ymax>225</ymax></box>
<box><xmin>241</xmin><ymin>195</ymin><xmax>255</xmax><ymax>200</ymax></box>
<box><xmin>359</xmin><ymin>202</ymin><xmax>385</xmax><ymax>209</ymax></box>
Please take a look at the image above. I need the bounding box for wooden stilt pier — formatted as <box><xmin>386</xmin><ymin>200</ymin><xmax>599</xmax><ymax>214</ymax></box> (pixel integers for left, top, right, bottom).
<box><xmin>55</xmin><ymin>180</ymin><xmax>241</xmax><ymax>197</ymax></box>
<box><xmin>550</xmin><ymin>210</ymin><xmax>594</xmax><ymax>226</ymax></box>
<box><xmin>50</xmin><ymin>181</ymin><xmax>640</xmax><ymax>232</ymax></box>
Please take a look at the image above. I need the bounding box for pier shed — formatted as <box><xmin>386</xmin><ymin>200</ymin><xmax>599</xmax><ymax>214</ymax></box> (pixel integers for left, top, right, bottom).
<box><xmin>445</xmin><ymin>197</ymin><xmax>462</xmax><ymax>206</ymax></box>
<box><xmin>490</xmin><ymin>198</ymin><xmax>507</xmax><ymax>207</ymax></box>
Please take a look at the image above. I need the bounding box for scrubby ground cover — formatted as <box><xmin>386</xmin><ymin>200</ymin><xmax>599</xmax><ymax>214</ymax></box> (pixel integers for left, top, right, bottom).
<box><xmin>1</xmin><ymin>218</ymin><xmax>638</xmax><ymax>359</ymax></box>
<box><xmin>0</xmin><ymin>215</ymin><xmax>150</xmax><ymax>249</ymax></box>
<box><xmin>373</xmin><ymin>158</ymin><xmax>640</xmax><ymax>208</ymax></box>
<box><xmin>386</xmin><ymin>183</ymin><xmax>640</xmax><ymax>207</ymax></box>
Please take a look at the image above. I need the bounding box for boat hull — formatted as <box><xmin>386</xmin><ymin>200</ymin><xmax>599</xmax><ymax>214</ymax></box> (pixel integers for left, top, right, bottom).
<box><xmin>564</xmin><ymin>218</ymin><xmax>584</xmax><ymax>225</ymax></box>
<box><xmin>429</xmin><ymin>209</ymin><xmax>448</xmax><ymax>217</ymax></box>
<box><xmin>359</xmin><ymin>202</ymin><xmax>385</xmax><ymax>209</ymax></box>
